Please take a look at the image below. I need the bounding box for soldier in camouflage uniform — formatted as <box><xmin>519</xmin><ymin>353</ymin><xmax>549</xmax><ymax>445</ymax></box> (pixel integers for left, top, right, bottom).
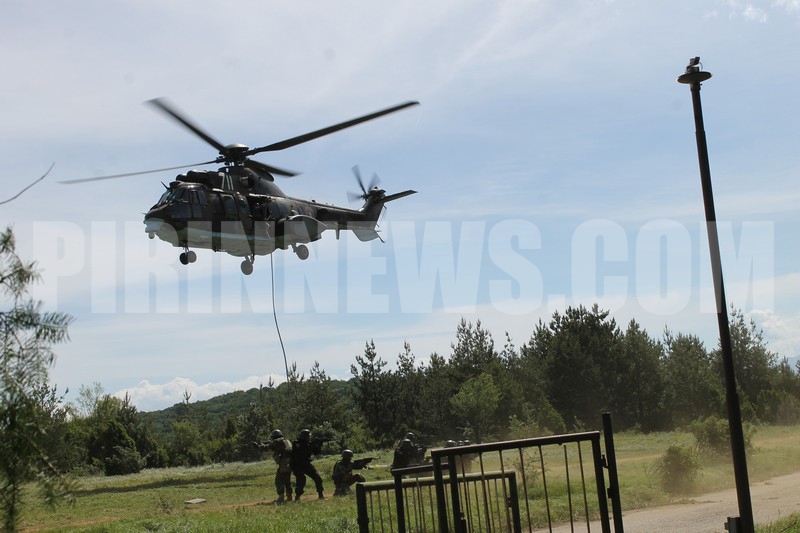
<box><xmin>332</xmin><ymin>449</ymin><xmax>366</xmax><ymax>496</ymax></box>
<box><xmin>266</xmin><ymin>429</ymin><xmax>293</xmax><ymax>503</ymax></box>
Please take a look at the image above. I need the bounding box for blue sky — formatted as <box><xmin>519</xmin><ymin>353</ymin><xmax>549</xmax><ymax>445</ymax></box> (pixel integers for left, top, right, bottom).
<box><xmin>3</xmin><ymin>0</ymin><xmax>799</xmax><ymax>411</ymax></box>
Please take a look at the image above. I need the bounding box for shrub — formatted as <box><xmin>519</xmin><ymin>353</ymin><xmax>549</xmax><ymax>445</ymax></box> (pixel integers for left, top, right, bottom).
<box><xmin>690</xmin><ymin>416</ymin><xmax>754</xmax><ymax>457</ymax></box>
<box><xmin>651</xmin><ymin>444</ymin><xmax>700</xmax><ymax>494</ymax></box>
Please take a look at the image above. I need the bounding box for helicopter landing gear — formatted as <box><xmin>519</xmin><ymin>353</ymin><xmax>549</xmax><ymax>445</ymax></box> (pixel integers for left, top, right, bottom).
<box><xmin>179</xmin><ymin>250</ymin><xmax>197</xmax><ymax>265</ymax></box>
<box><xmin>241</xmin><ymin>256</ymin><xmax>254</xmax><ymax>275</ymax></box>
<box><xmin>148</xmin><ymin>232</ymin><xmax>156</xmax><ymax>240</ymax></box>
<box><xmin>293</xmin><ymin>244</ymin><xmax>309</xmax><ymax>260</ymax></box>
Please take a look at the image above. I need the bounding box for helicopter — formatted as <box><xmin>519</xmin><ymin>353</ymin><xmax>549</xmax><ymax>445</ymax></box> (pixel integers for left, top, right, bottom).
<box><xmin>62</xmin><ymin>98</ymin><xmax>418</xmax><ymax>275</ymax></box>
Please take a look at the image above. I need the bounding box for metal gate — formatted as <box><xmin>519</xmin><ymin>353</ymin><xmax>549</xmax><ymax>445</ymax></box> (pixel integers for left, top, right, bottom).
<box><xmin>356</xmin><ymin>413</ymin><xmax>623</xmax><ymax>532</ymax></box>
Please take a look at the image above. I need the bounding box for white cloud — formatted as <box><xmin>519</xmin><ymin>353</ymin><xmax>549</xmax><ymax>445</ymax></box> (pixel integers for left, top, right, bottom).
<box><xmin>115</xmin><ymin>374</ymin><xmax>287</xmax><ymax>413</ymax></box>
<box><xmin>742</xmin><ymin>4</ymin><xmax>769</xmax><ymax>21</ymax></box>
<box><xmin>773</xmin><ymin>0</ymin><xmax>800</xmax><ymax>13</ymax></box>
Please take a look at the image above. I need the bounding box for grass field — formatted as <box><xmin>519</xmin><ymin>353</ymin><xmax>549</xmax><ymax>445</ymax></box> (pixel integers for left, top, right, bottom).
<box><xmin>17</xmin><ymin>425</ymin><xmax>800</xmax><ymax>532</ymax></box>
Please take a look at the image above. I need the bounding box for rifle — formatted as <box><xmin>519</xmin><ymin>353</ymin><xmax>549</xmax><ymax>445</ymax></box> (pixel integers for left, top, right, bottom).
<box><xmin>353</xmin><ymin>457</ymin><xmax>375</xmax><ymax>470</ymax></box>
<box><xmin>310</xmin><ymin>435</ymin><xmax>334</xmax><ymax>454</ymax></box>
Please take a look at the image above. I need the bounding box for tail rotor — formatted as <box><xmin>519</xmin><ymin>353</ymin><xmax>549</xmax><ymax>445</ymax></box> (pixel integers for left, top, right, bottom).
<box><xmin>348</xmin><ymin>165</ymin><xmax>382</xmax><ymax>203</ymax></box>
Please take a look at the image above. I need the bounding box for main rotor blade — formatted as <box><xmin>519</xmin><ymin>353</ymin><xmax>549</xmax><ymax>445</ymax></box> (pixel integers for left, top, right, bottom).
<box><xmin>146</xmin><ymin>98</ymin><xmax>227</xmax><ymax>153</ymax></box>
<box><xmin>249</xmin><ymin>101</ymin><xmax>419</xmax><ymax>155</ymax></box>
<box><xmin>59</xmin><ymin>160</ymin><xmax>217</xmax><ymax>184</ymax></box>
<box><xmin>244</xmin><ymin>158</ymin><xmax>298</xmax><ymax>178</ymax></box>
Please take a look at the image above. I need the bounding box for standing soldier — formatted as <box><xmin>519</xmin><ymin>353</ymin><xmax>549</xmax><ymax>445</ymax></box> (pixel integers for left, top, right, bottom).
<box><xmin>291</xmin><ymin>429</ymin><xmax>327</xmax><ymax>500</ymax></box>
<box><xmin>332</xmin><ymin>449</ymin><xmax>368</xmax><ymax>496</ymax></box>
<box><xmin>258</xmin><ymin>429</ymin><xmax>293</xmax><ymax>504</ymax></box>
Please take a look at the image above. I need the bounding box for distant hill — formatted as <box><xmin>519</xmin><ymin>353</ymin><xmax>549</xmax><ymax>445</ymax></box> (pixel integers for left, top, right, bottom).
<box><xmin>139</xmin><ymin>379</ymin><xmax>355</xmax><ymax>441</ymax></box>
<box><xmin>140</xmin><ymin>387</ymin><xmax>267</xmax><ymax>441</ymax></box>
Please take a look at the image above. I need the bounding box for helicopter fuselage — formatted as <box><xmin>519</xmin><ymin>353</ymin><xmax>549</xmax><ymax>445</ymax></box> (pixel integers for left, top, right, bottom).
<box><xmin>143</xmin><ymin>167</ymin><xmax>397</xmax><ymax>273</ymax></box>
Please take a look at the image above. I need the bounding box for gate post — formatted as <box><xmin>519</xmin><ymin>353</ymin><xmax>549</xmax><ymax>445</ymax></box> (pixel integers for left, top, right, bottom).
<box><xmin>356</xmin><ymin>482</ymin><xmax>370</xmax><ymax>533</ymax></box>
<box><xmin>432</xmin><ymin>454</ymin><xmax>450</xmax><ymax>532</ymax></box>
<box><xmin>392</xmin><ymin>469</ymin><xmax>406</xmax><ymax>533</ymax></box>
<box><xmin>603</xmin><ymin>412</ymin><xmax>624</xmax><ymax>532</ymax></box>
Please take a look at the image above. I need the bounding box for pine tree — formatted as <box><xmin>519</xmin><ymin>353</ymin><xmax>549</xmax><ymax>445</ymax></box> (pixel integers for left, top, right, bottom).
<box><xmin>0</xmin><ymin>228</ymin><xmax>74</xmax><ymax>531</ymax></box>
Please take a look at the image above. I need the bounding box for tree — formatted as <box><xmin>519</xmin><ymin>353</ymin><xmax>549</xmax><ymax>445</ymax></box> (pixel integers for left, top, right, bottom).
<box><xmin>615</xmin><ymin>320</ymin><xmax>665</xmax><ymax>431</ymax></box>
<box><xmin>662</xmin><ymin>331</ymin><xmax>723</xmax><ymax>427</ymax></box>
<box><xmin>450</xmin><ymin>319</ymin><xmax>496</xmax><ymax>381</ymax></box>
<box><xmin>81</xmin><ymin>394</ymin><xmax>154</xmax><ymax>475</ymax></box>
<box><xmin>532</xmin><ymin>305</ymin><xmax>623</xmax><ymax>430</ymax></box>
<box><xmin>235</xmin><ymin>385</ymin><xmax>275</xmax><ymax>462</ymax></box>
<box><xmin>450</xmin><ymin>372</ymin><xmax>501</xmax><ymax>443</ymax></box>
<box><xmin>391</xmin><ymin>342</ymin><xmax>423</xmax><ymax>434</ymax></box>
<box><xmin>712</xmin><ymin>308</ymin><xmax>780</xmax><ymax>421</ymax></box>
<box><xmin>0</xmin><ymin>228</ymin><xmax>74</xmax><ymax>531</ymax></box>
<box><xmin>296</xmin><ymin>361</ymin><xmax>350</xmax><ymax>433</ymax></box>
<box><xmin>350</xmin><ymin>340</ymin><xmax>393</xmax><ymax>442</ymax></box>
<box><xmin>416</xmin><ymin>352</ymin><xmax>462</xmax><ymax>439</ymax></box>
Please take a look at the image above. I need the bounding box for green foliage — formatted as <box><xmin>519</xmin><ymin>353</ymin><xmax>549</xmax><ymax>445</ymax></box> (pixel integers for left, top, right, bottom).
<box><xmin>234</xmin><ymin>395</ymin><xmax>274</xmax><ymax>462</ymax></box>
<box><xmin>651</xmin><ymin>444</ymin><xmax>701</xmax><ymax>494</ymax></box>
<box><xmin>528</xmin><ymin>305</ymin><xmax>623</xmax><ymax>430</ymax></box>
<box><xmin>350</xmin><ymin>340</ymin><xmax>394</xmax><ymax>443</ymax></box>
<box><xmin>714</xmin><ymin>308</ymin><xmax>779</xmax><ymax>421</ymax></box>
<box><xmin>77</xmin><ymin>393</ymin><xmax>157</xmax><ymax>475</ymax></box>
<box><xmin>450</xmin><ymin>372</ymin><xmax>501</xmax><ymax>443</ymax></box>
<box><xmin>616</xmin><ymin>320</ymin><xmax>666</xmax><ymax>431</ymax></box>
<box><xmin>662</xmin><ymin>331</ymin><xmax>724</xmax><ymax>427</ymax></box>
<box><xmin>0</xmin><ymin>227</ymin><xmax>74</xmax><ymax>531</ymax></box>
<box><xmin>690</xmin><ymin>416</ymin><xmax>754</xmax><ymax>457</ymax></box>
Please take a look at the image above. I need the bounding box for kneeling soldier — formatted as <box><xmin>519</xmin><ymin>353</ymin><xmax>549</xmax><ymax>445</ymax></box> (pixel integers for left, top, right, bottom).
<box><xmin>332</xmin><ymin>449</ymin><xmax>371</xmax><ymax>496</ymax></box>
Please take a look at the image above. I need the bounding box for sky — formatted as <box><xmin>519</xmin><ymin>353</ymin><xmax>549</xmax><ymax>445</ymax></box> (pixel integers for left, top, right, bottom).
<box><xmin>3</xmin><ymin>0</ymin><xmax>800</xmax><ymax>412</ymax></box>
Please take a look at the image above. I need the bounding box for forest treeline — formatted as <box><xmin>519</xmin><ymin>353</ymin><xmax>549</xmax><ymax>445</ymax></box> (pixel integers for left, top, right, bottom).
<box><xmin>31</xmin><ymin>304</ymin><xmax>800</xmax><ymax>477</ymax></box>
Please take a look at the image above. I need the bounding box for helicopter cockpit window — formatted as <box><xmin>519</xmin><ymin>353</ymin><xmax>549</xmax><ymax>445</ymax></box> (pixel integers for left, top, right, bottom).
<box><xmin>189</xmin><ymin>190</ymin><xmax>205</xmax><ymax>218</ymax></box>
<box><xmin>168</xmin><ymin>187</ymin><xmax>188</xmax><ymax>203</ymax></box>
<box><xmin>157</xmin><ymin>191</ymin><xmax>170</xmax><ymax>206</ymax></box>
<box><xmin>195</xmin><ymin>190</ymin><xmax>208</xmax><ymax>205</ymax></box>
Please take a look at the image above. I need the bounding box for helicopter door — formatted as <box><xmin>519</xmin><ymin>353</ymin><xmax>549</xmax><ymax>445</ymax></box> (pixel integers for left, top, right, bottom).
<box><xmin>221</xmin><ymin>194</ymin><xmax>238</xmax><ymax>221</ymax></box>
<box><xmin>235</xmin><ymin>194</ymin><xmax>253</xmax><ymax>233</ymax></box>
<box><xmin>189</xmin><ymin>190</ymin><xmax>207</xmax><ymax>218</ymax></box>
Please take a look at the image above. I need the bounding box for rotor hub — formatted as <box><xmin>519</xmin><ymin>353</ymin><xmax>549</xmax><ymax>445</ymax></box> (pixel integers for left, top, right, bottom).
<box><xmin>221</xmin><ymin>143</ymin><xmax>250</xmax><ymax>162</ymax></box>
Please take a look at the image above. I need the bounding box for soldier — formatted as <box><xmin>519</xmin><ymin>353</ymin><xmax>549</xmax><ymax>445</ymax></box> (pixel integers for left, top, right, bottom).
<box><xmin>392</xmin><ymin>438</ymin><xmax>415</xmax><ymax>469</ymax></box>
<box><xmin>263</xmin><ymin>429</ymin><xmax>293</xmax><ymax>503</ymax></box>
<box><xmin>332</xmin><ymin>449</ymin><xmax>367</xmax><ymax>496</ymax></box>
<box><xmin>392</xmin><ymin>435</ymin><xmax>427</xmax><ymax>469</ymax></box>
<box><xmin>291</xmin><ymin>429</ymin><xmax>326</xmax><ymax>500</ymax></box>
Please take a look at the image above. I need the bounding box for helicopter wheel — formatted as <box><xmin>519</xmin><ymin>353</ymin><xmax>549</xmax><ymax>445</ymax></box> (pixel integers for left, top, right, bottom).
<box><xmin>148</xmin><ymin>232</ymin><xmax>155</xmax><ymax>240</ymax></box>
<box><xmin>241</xmin><ymin>258</ymin><xmax>254</xmax><ymax>276</ymax></box>
<box><xmin>294</xmin><ymin>244</ymin><xmax>309</xmax><ymax>260</ymax></box>
<box><xmin>180</xmin><ymin>251</ymin><xmax>197</xmax><ymax>265</ymax></box>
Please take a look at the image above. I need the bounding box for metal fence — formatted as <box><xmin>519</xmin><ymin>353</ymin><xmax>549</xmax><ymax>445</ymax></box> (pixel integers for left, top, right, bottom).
<box><xmin>355</xmin><ymin>413</ymin><xmax>623</xmax><ymax>533</ymax></box>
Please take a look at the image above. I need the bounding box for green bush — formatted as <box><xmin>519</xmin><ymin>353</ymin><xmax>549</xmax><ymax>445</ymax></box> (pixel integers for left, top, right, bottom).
<box><xmin>651</xmin><ymin>444</ymin><xmax>700</xmax><ymax>494</ymax></box>
<box><xmin>103</xmin><ymin>445</ymin><xmax>146</xmax><ymax>476</ymax></box>
<box><xmin>690</xmin><ymin>416</ymin><xmax>754</xmax><ymax>457</ymax></box>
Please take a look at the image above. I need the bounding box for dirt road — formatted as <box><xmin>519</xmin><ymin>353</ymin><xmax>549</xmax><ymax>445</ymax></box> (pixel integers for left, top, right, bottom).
<box><xmin>558</xmin><ymin>471</ymin><xmax>800</xmax><ymax>532</ymax></box>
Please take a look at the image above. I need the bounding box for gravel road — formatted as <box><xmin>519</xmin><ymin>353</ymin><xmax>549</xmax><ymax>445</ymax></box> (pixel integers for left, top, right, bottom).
<box><xmin>554</xmin><ymin>471</ymin><xmax>800</xmax><ymax>532</ymax></box>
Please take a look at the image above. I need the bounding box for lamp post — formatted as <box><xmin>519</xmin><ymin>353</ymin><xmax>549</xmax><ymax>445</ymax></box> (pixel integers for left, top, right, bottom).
<box><xmin>677</xmin><ymin>57</ymin><xmax>754</xmax><ymax>533</ymax></box>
